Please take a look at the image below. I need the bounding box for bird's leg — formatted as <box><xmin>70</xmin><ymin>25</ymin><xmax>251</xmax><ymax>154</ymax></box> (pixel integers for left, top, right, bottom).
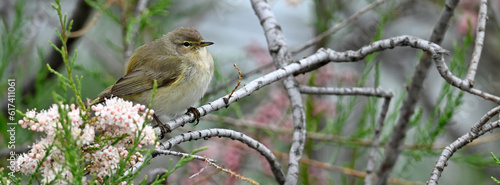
<box><xmin>186</xmin><ymin>107</ymin><xmax>201</xmax><ymax>125</ymax></box>
<box><xmin>153</xmin><ymin>114</ymin><xmax>170</xmax><ymax>139</ymax></box>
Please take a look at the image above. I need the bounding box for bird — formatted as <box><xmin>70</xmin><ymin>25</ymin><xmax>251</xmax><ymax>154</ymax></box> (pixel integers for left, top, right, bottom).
<box><xmin>94</xmin><ymin>27</ymin><xmax>214</xmax><ymax>133</ymax></box>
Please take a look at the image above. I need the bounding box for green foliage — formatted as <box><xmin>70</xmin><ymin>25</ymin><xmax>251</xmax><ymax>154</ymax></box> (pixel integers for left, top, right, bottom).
<box><xmin>5</xmin><ymin>0</ymin><xmax>170</xmax><ymax>184</ymax></box>
<box><xmin>406</xmin><ymin>29</ymin><xmax>473</xmax><ymax>164</ymax></box>
<box><xmin>49</xmin><ymin>0</ymin><xmax>85</xmax><ymax>109</ymax></box>
<box><xmin>491</xmin><ymin>153</ymin><xmax>500</xmax><ymax>184</ymax></box>
<box><xmin>0</xmin><ymin>0</ymin><xmax>25</xmax><ymax>82</ymax></box>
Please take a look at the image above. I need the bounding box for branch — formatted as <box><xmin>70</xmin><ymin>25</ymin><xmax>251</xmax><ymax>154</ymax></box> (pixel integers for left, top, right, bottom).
<box><xmin>159</xmin><ymin>128</ymin><xmax>285</xmax><ymax>184</ymax></box>
<box><xmin>432</xmin><ymin>1</ymin><xmax>499</xmax><ymax>103</ymax></box>
<box><xmin>291</xmin><ymin>0</ymin><xmax>387</xmax><ymax>55</ymax></box>
<box><xmin>298</xmin><ymin>86</ymin><xmax>393</xmax><ymax>98</ymax></box>
<box><xmin>152</xmin><ymin>149</ymin><xmax>216</xmax><ymax>163</ymax></box>
<box><xmin>364</xmin><ymin>97</ymin><xmax>391</xmax><ymax>185</ymax></box>
<box><xmin>464</xmin><ymin>0</ymin><xmax>488</xmax><ymax>87</ymax></box>
<box><xmin>428</xmin><ymin>120</ymin><xmax>500</xmax><ymax>185</ymax></box>
<box><xmin>164</xmin><ymin>35</ymin><xmax>448</xmax><ymax>131</ymax></box>
<box><xmin>161</xmin><ymin>35</ymin><xmax>450</xmax><ymax>184</ymax></box>
<box><xmin>471</xmin><ymin>105</ymin><xmax>500</xmax><ymax>133</ymax></box>
<box><xmin>375</xmin><ymin>0</ymin><xmax>461</xmax><ymax>184</ymax></box>
<box><xmin>248</xmin><ymin>0</ymin><xmax>307</xmax><ymax>184</ymax></box>
<box><xmin>298</xmin><ymin>85</ymin><xmax>394</xmax><ymax>185</ymax></box>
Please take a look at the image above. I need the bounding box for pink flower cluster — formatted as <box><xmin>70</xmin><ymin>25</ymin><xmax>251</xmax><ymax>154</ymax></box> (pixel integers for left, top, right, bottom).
<box><xmin>15</xmin><ymin>97</ymin><xmax>158</xmax><ymax>183</ymax></box>
<box><xmin>91</xmin><ymin>97</ymin><xmax>157</xmax><ymax>148</ymax></box>
<box><xmin>84</xmin><ymin>145</ymin><xmax>144</xmax><ymax>182</ymax></box>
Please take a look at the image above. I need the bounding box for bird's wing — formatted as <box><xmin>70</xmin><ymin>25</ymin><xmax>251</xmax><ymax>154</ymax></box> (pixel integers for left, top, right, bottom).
<box><xmin>110</xmin><ymin>56</ymin><xmax>183</xmax><ymax>97</ymax></box>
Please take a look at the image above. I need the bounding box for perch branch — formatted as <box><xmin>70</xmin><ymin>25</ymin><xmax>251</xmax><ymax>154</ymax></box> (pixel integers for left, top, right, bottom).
<box><xmin>164</xmin><ymin>36</ymin><xmax>448</xmax><ymax>132</ymax></box>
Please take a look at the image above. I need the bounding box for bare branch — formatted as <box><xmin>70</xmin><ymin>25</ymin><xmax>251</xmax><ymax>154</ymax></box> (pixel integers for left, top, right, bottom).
<box><xmin>291</xmin><ymin>0</ymin><xmax>387</xmax><ymax>55</ymax></box>
<box><xmin>365</xmin><ymin>97</ymin><xmax>391</xmax><ymax>185</ymax></box>
<box><xmin>298</xmin><ymin>85</ymin><xmax>394</xmax><ymax>185</ymax></box>
<box><xmin>375</xmin><ymin>0</ymin><xmax>461</xmax><ymax>184</ymax></box>
<box><xmin>433</xmin><ymin>54</ymin><xmax>500</xmax><ymax>102</ymax></box>
<box><xmin>159</xmin><ymin>128</ymin><xmax>285</xmax><ymax>184</ymax></box>
<box><xmin>471</xmin><ymin>105</ymin><xmax>500</xmax><ymax>133</ymax></box>
<box><xmin>153</xmin><ymin>149</ymin><xmax>216</xmax><ymax>163</ymax></box>
<box><xmin>299</xmin><ymin>86</ymin><xmax>393</xmax><ymax>98</ymax></box>
<box><xmin>164</xmin><ymin>35</ymin><xmax>448</xmax><ymax>131</ymax></box>
<box><xmin>430</xmin><ymin>1</ymin><xmax>499</xmax><ymax>102</ymax></box>
<box><xmin>464</xmin><ymin>0</ymin><xmax>488</xmax><ymax>87</ymax></box>
<box><xmin>250</xmin><ymin>0</ymin><xmax>306</xmax><ymax>183</ymax></box>
<box><xmin>428</xmin><ymin>120</ymin><xmax>500</xmax><ymax>185</ymax></box>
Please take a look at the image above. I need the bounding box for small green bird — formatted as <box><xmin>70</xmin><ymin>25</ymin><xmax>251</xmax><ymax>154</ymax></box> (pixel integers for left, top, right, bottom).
<box><xmin>95</xmin><ymin>27</ymin><xmax>214</xmax><ymax>131</ymax></box>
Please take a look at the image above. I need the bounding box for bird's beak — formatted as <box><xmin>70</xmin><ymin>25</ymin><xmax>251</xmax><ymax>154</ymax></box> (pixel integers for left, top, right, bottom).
<box><xmin>199</xmin><ymin>41</ymin><xmax>214</xmax><ymax>47</ymax></box>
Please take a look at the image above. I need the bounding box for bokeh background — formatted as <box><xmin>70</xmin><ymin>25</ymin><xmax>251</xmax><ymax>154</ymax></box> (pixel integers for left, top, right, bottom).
<box><xmin>2</xmin><ymin>0</ymin><xmax>500</xmax><ymax>184</ymax></box>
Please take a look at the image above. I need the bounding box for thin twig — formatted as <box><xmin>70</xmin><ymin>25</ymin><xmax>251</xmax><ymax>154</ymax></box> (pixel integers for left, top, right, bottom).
<box><xmin>428</xmin><ymin>120</ymin><xmax>500</xmax><ymax>185</ymax></box>
<box><xmin>204</xmin><ymin>157</ymin><xmax>260</xmax><ymax>185</ymax></box>
<box><xmin>364</xmin><ymin>97</ymin><xmax>391</xmax><ymax>185</ymax></box>
<box><xmin>223</xmin><ymin>64</ymin><xmax>242</xmax><ymax>105</ymax></box>
<box><xmin>68</xmin><ymin>0</ymin><xmax>114</xmax><ymax>38</ymax></box>
<box><xmin>189</xmin><ymin>163</ymin><xmax>209</xmax><ymax>179</ymax></box>
<box><xmin>153</xmin><ymin>149</ymin><xmax>216</xmax><ymax>163</ymax></box>
<box><xmin>291</xmin><ymin>0</ymin><xmax>387</xmax><ymax>55</ymax></box>
<box><xmin>159</xmin><ymin>128</ymin><xmax>285</xmax><ymax>184</ymax></box>
<box><xmin>206</xmin><ymin>63</ymin><xmax>273</xmax><ymax>95</ymax></box>
<box><xmin>190</xmin><ymin>166</ymin><xmax>218</xmax><ymax>182</ymax></box>
<box><xmin>464</xmin><ymin>0</ymin><xmax>488</xmax><ymax>87</ymax></box>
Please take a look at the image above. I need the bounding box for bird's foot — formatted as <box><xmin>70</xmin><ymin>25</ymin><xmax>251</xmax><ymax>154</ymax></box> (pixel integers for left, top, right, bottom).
<box><xmin>153</xmin><ymin>114</ymin><xmax>170</xmax><ymax>139</ymax></box>
<box><xmin>186</xmin><ymin>107</ymin><xmax>201</xmax><ymax>125</ymax></box>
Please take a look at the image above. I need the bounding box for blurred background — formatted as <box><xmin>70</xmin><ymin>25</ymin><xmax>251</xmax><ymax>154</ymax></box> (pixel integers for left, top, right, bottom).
<box><xmin>2</xmin><ymin>0</ymin><xmax>500</xmax><ymax>184</ymax></box>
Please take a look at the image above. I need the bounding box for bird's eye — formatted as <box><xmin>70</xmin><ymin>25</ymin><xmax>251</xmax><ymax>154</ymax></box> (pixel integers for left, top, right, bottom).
<box><xmin>183</xmin><ymin>42</ymin><xmax>190</xmax><ymax>47</ymax></box>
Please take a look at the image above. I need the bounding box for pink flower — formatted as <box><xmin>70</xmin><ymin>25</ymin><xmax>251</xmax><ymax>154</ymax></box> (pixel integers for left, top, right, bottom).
<box><xmin>15</xmin><ymin>97</ymin><xmax>157</xmax><ymax>183</ymax></box>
